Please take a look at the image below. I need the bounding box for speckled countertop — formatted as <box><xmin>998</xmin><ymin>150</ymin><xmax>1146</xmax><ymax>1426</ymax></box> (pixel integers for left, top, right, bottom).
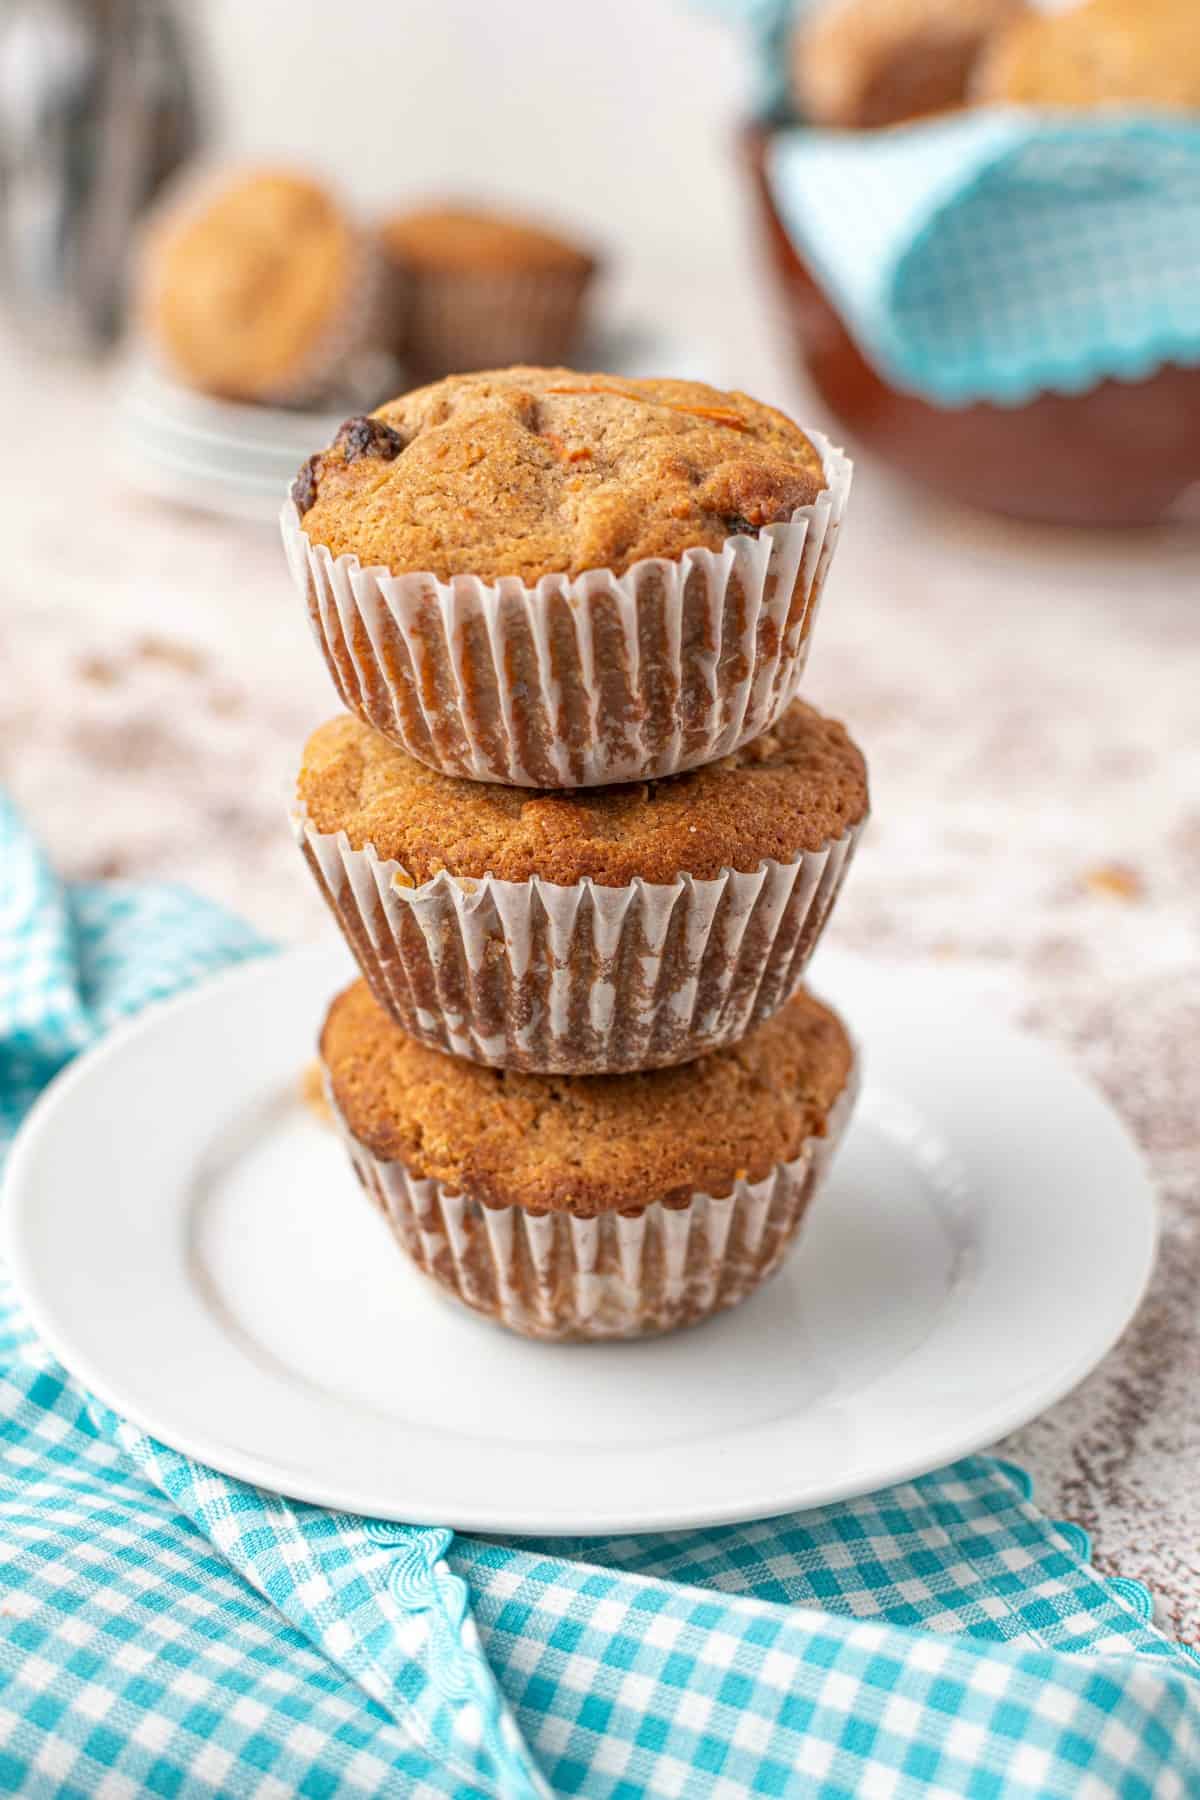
<box><xmin>2</xmin><ymin>342</ymin><xmax>1198</xmax><ymax>1642</ymax></box>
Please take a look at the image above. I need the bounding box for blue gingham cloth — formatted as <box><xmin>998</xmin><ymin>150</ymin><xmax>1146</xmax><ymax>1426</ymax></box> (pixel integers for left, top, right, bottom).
<box><xmin>2</xmin><ymin>792</ymin><xmax>1199</xmax><ymax>1799</ymax></box>
<box><xmin>707</xmin><ymin>0</ymin><xmax>1200</xmax><ymax>405</ymax></box>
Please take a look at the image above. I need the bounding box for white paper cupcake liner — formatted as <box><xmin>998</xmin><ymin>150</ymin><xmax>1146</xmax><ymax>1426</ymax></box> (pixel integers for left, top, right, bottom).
<box><xmin>325</xmin><ymin>1056</ymin><xmax>858</xmax><ymax>1341</ymax></box>
<box><xmin>384</xmin><ymin>261</ymin><xmax>594</xmax><ymax>376</ymax></box>
<box><xmin>139</xmin><ymin>163</ymin><xmax>385</xmax><ymax>409</ymax></box>
<box><xmin>281</xmin><ymin>430</ymin><xmax>852</xmax><ymax>787</ymax></box>
<box><xmin>296</xmin><ymin>809</ymin><xmax>862</xmax><ymax>1073</ymax></box>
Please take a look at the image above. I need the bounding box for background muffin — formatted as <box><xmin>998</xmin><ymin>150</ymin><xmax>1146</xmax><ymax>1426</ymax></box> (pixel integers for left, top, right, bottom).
<box><xmin>295</xmin><ymin>700</ymin><xmax>868</xmax><ymax>1073</ymax></box>
<box><xmin>974</xmin><ymin>0</ymin><xmax>1200</xmax><ymax>112</ymax></box>
<box><xmin>321</xmin><ymin>977</ymin><xmax>858</xmax><ymax>1340</ymax></box>
<box><xmin>284</xmin><ymin>367</ymin><xmax>851</xmax><ymax>786</ymax></box>
<box><xmin>379</xmin><ymin>202</ymin><xmax>597</xmax><ymax>378</ymax></box>
<box><xmin>792</xmin><ymin>0</ymin><xmax>1026</xmax><ymax>129</ymax></box>
<box><xmin>139</xmin><ymin>167</ymin><xmax>379</xmax><ymax>405</ymax></box>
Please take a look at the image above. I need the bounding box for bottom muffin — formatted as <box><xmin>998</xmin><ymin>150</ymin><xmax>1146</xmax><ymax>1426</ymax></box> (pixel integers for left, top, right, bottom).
<box><xmin>320</xmin><ymin>979</ymin><xmax>858</xmax><ymax>1341</ymax></box>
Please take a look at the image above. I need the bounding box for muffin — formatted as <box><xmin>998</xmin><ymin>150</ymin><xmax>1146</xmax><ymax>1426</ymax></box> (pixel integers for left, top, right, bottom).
<box><xmin>139</xmin><ymin>167</ymin><xmax>380</xmax><ymax>405</ymax></box>
<box><xmin>379</xmin><ymin>203</ymin><xmax>596</xmax><ymax>378</ymax></box>
<box><xmin>792</xmin><ymin>0</ymin><xmax>1026</xmax><ymax>128</ymax></box>
<box><xmin>321</xmin><ymin>977</ymin><xmax>858</xmax><ymax>1340</ymax></box>
<box><xmin>282</xmin><ymin>367</ymin><xmax>852</xmax><ymax>786</ymax></box>
<box><xmin>974</xmin><ymin>0</ymin><xmax>1200</xmax><ymax>112</ymax></box>
<box><xmin>294</xmin><ymin>700</ymin><xmax>868</xmax><ymax>1074</ymax></box>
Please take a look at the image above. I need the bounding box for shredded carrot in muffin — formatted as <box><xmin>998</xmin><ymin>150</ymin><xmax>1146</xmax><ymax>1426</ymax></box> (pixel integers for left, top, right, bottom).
<box><xmin>545</xmin><ymin>381</ymin><xmax>751</xmax><ymax>432</ymax></box>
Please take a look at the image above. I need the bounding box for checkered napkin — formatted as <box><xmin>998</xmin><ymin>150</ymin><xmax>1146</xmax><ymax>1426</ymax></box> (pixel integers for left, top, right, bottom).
<box><xmin>706</xmin><ymin>0</ymin><xmax>1200</xmax><ymax>405</ymax></box>
<box><xmin>2</xmin><ymin>792</ymin><xmax>1198</xmax><ymax>1800</ymax></box>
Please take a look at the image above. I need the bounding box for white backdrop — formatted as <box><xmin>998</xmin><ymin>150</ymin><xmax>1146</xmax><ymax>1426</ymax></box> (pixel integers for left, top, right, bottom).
<box><xmin>197</xmin><ymin>0</ymin><xmax>758</xmax><ymax>326</ymax></box>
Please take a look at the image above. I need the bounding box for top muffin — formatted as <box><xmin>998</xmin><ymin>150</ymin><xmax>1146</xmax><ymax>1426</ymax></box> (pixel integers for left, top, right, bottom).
<box><xmin>141</xmin><ymin>168</ymin><xmax>361</xmax><ymax>403</ymax></box>
<box><xmin>290</xmin><ymin>367</ymin><xmax>827</xmax><ymax>582</ymax></box>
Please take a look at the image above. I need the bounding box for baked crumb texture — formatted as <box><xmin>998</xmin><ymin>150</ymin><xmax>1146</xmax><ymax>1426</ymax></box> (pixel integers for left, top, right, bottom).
<box><xmin>321</xmin><ymin>978</ymin><xmax>858</xmax><ymax>1338</ymax></box>
<box><xmin>298</xmin><ymin>702</ymin><xmax>868</xmax><ymax>886</ymax></box>
<box><xmin>284</xmin><ymin>368</ymin><xmax>849</xmax><ymax>786</ymax></box>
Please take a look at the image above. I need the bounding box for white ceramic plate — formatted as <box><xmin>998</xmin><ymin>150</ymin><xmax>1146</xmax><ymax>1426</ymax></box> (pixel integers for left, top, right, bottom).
<box><xmin>3</xmin><ymin>943</ymin><xmax>1155</xmax><ymax>1536</ymax></box>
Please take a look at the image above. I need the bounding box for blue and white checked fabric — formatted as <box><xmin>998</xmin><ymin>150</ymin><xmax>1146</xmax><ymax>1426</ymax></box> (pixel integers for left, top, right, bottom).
<box><xmin>2</xmin><ymin>791</ymin><xmax>1199</xmax><ymax>1799</ymax></box>
<box><xmin>706</xmin><ymin>0</ymin><xmax>1200</xmax><ymax>405</ymax></box>
<box><xmin>767</xmin><ymin>114</ymin><xmax>1200</xmax><ymax>406</ymax></box>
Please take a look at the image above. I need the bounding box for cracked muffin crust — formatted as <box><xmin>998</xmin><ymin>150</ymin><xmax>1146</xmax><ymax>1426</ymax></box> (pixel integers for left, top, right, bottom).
<box><xmin>297</xmin><ymin>700</ymin><xmax>868</xmax><ymax>887</ymax></box>
<box><xmin>291</xmin><ymin>367</ymin><xmax>826</xmax><ymax>583</ymax></box>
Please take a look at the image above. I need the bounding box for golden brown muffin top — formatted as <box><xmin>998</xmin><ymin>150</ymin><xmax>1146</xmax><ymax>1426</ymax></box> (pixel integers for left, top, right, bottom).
<box><xmin>142</xmin><ymin>169</ymin><xmax>357</xmax><ymax>402</ymax></box>
<box><xmin>793</xmin><ymin>0</ymin><xmax>1026</xmax><ymax>128</ymax></box>
<box><xmin>380</xmin><ymin>203</ymin><xmax>595</xmax><ymax>275</ymax></box>
<box><xmin>290</xmin><ymin>367</ymin><xmax>826</xmax><ymax>582</ymax></box>
<box><xmin>298</xmin><ymin>702</ymin><xmax>868</xmax><ymax>886</ymax></box>
<box><xmin>975</xmin><ymin>0</ymin><xmax>1200</xmax><ymax>110</ymax></box>
<box><xmin>322</xmin><ymin>978</ymin><xmax>854</xmax><ymax>1215</ymax></box>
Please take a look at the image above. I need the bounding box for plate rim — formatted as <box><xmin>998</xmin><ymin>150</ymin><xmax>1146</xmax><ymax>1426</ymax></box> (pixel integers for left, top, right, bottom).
<box><xmin>2</xmin><ymin>943</ymin><xmax>1159</xmax><ymax>1535</ymax></box>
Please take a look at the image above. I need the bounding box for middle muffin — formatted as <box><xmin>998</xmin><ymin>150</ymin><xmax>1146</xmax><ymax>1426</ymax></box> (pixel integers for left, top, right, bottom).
<box><xmin>295</xmin><ymin>697</ymin><xmax>868</xmax><ymax>1074</ymax></box>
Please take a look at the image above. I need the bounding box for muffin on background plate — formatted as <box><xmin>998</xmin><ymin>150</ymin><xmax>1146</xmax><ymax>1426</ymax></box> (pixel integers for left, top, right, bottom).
<box><xmin>283</xmin><ymin>367</ymin><xmax>851</xmax><ymax>788</ymax></box>
<box><xmin>792</xmin><ymin>0</ymin><xmax>1026</xmax><ymax>129</ymax></box>
<box><xmin>379</xmin><ymin>203</ymin><xmax>597</xmax><ymax>378</ymax></box>
<box><xmin>321</xmin><ymin>977</ymin><xmax>858</xmax><ymax>1341</ymax></box>
<box><xmin>294</xmin><ymin>699</ymin><xmax>868</xmax><ymax>1074</ymax></box>
<box><xmin>138</xmin><ymin>167</ymin><xmax>381</xmax><ymax>406</ymax></box>
<box><xmin>974</xmin><ymin>0</ymin><xmax>1200</xmax><ymax>112</ymax></box>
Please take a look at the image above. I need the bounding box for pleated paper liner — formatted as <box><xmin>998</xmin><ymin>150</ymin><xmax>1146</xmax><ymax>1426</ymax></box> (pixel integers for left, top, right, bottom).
<box><xmin>296</xmin><ymin>811</ymin><xmax>862</xmax><ymax>1074</ymax></box>
<box><xmin>281</xmin><ymin>431</ymin><xmax>852</xmax><ymax>787</ymax></box>
<box><xmin>384</xmin><ymin>260</ymin><xmax>595</xmax><ymax>378</ymax></box>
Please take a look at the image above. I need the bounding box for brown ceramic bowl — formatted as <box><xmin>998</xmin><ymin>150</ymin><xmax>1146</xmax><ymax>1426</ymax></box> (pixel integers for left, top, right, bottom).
<box><xmin>743</xmin><ymin>125</ymin><xmax>1200</xmax><ymax>525</ymax></box>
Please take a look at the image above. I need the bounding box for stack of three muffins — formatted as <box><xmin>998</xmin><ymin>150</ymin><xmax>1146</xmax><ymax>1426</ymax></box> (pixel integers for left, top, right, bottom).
<box><xmin>283</xmin><ymin>367</ymin><xmax>869</xmax><ymax>1341</ymax></box>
